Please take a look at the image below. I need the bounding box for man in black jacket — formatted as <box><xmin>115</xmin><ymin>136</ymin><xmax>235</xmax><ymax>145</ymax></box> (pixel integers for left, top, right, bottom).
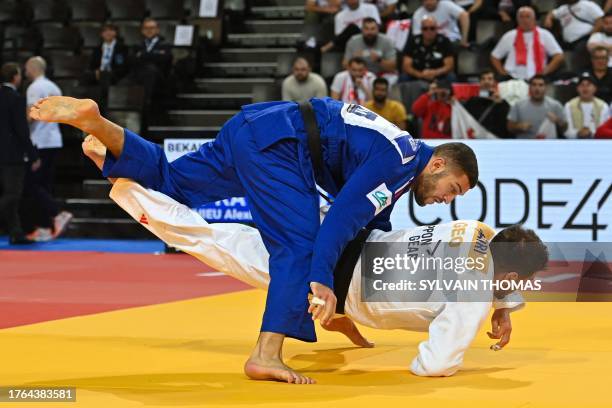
<box><xmin>87</xmin><ymin>23</ymin><xmax>129</xmax><ymax>86</ymax></box>
<box><xmin>464</xmin><ymin>69</ymin><xmax>511</xmax><ymax>138</ymax></box>
<box><xmin>0</xmin><ymin>63</ymin><xmax>40</xmax><ymax>244</ymax></box>
<box><xmin>130</xmin><ymin>18</ymin><xmax>173</xmax><ymax>110</ymax></box>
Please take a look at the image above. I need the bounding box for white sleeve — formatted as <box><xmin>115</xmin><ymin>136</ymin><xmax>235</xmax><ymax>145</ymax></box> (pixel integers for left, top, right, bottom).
<box><xmin>26</xmin><ymin>84</ymin><xmax>42</xmax><ymax>106</ymax></box>
<box><xmin>334</xmin><ymin>11</ymin><xmax>344</xmax><ymax>35</ymax></box>
<box><xmin>370</xmin><ymin>4</ymin><xmax>381</xmax><ymax>24</ymax></box>
<box><xmin>599</xmin><ymin>102</ymin><xmax>611</xmax><ymax>126</ymax></box>
<box><xmin>551</xmin><ymin>5</ymin><xmax>563</xmax><ymax>19</ymax></box>
<box><xmin>446</xmin><ymin>1</ymin><xmax>465</xmax><ymax>19</ymax></box>
<box><xmin>540</xmin><ymin>29</ymin><xmax>563</xmax><ymax>56</ymax></box>
<box><xmin>588</xmin><ymin>32</ymin><xmax>602</xmax><ymax>46</ymax></box>
<box><xmin>108</xmin><ymin>178</ymin><xmax>271</xmax><ymax>290</ymax></box>
<box><xmin>491</xmin><ymin>32</ymin><xmax>512</xmax><ymax>59</ymax></box>
<box><xmin>586</xmin><ymin>1</ymin><xmax>604</xmax><ymax>19</ymax></box>
<box><xmin>330</xmin><ymin>72</ymin><xmax>344</xmax><ymax>94</ymax></box>
<box><xmin>410</xmin><ymin>302</ymin><xmax>490</xmax><ymax>377</ymax></box>
<box><xmin>564</xmin><ymin>102</ymin><xmax>578</xmax><ymax>138</ymax></box>
<box><xmin>412</xmin><ymin>8</ymin><xmax>423</xmax><ymax>35</ymax></box>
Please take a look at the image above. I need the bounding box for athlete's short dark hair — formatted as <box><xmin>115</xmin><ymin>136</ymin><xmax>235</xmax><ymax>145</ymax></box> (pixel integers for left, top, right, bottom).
<box><xmin>490</xmin><ymin>225</ymin><xmax>549</xmax><ymax>278</ymax></box>
<box><xmin>434</xmin><ymin>142</ymin><xmax>479</xmax><ymax>188</ymax></box>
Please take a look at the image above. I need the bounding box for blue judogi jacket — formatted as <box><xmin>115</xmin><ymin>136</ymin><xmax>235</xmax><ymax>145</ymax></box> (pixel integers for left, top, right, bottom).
<box><xmin>239</xmin><ymin>98</ymin><xmax>434</xmax><ymax>287</ymax></box>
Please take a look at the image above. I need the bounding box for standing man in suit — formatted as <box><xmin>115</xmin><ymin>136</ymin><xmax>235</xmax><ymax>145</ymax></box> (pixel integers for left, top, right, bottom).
<box><xmin>130</xmin><ymin>18</ymin><xmax>173</xmax><ymax>113</ymax></box>
<box><xmin>0</xmin><ymin>62</ymin><xmax>40</xmax><ymax>244</ymax></box>
<box><xmin>85</xmin><ymin>23</ymin><xmax>129</xmax><ymax>112</ymax></box>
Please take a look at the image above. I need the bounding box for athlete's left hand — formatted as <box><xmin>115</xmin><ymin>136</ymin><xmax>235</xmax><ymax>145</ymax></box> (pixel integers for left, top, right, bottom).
<box><xmin>308</xmin><ymin>282</ymin><xmax>337</xmax><ymax>325</ymax></box>
<box><xmin>487</xmin><ymin>308</ymin><xmax>512</xmax><ymax>349</ymax></box>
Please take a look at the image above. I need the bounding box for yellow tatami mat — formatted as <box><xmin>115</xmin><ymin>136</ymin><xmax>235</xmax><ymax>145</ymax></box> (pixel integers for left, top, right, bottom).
<box><xmin>1</xmin><ymin>290</ymin><xmax>611</xmax><ymax>408</ymax></box>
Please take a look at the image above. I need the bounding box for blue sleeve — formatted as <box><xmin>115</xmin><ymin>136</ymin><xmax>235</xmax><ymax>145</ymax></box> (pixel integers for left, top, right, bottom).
<box><xmin>309</xmin><ymin>145</ymin><xmax>408</xmax><ymax>288</ymax></box>
<box><xmin>102</xmin><ymin>128</ymin><xmax>225</xmax><ymax>208</ymax></box>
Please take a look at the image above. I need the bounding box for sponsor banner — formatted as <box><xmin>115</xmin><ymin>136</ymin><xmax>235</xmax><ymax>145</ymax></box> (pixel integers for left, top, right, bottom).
<box><xmin>390</xmin><ymin>140</ymin><xmax>612</xmax><ymax>242</ymax></box>
<box><xmin>163</xmin><ymin>139</ymin><xmax>253</xmax><ymax>223</ymax></box>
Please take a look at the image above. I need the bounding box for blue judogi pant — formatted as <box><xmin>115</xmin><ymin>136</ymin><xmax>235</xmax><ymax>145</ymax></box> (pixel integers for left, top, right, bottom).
<box><xmin>104</xmin><ymin>112</ymin><xmax>321</xmax><ymax>341</ymax></box>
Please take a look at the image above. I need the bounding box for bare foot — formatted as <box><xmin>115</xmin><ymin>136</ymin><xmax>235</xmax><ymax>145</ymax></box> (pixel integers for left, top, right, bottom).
<box><xmin>244</xmin><ymin>358</ymin><xmax>315</xmax><ymax>384</ymax></box>
<box><xmin>29</xmin><ymin>96</ymin><xmax>100</xmax><ymax>131</ymax></box>
<box><xmin>321</xmin><ymin>316</ymin><xmax>374</xmax><ymax>348</ymax></box>
<box><xmin>82</xmin><ymin>135</ymin><xmax>106</xmax><ymax>170</ymax></box>
<box><xmin>82</xmin><ymin>135</ymin><xmax>117</xmax><ymax>183</ymax></box>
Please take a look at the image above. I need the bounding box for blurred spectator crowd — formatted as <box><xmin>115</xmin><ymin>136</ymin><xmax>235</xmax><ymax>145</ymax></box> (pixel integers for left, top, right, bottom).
<box><xmin>287</xmin><ymin>0</ymin><xmax>612</xmax><ymax>139</ymax></box>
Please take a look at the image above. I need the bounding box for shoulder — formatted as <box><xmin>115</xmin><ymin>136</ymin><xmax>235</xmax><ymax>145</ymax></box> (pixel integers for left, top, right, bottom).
<box><xmin>378</xmin><ymin>33</ymin><xmax>394</xmax><ymax>45</ymax></box>
<box><xmin>389</xmin><ymin>99</ymin><xmax>406</xmax><ymax>111</ymax></box>
<box><xmin>362</xmin><ymin>3</ymin><xmax>378</xmax><ymax>13</ymax></box>
<box><xmin>565</xmin><ymin>96</ymin><xmax>579</xmax><ymax>107</ymax></box>
<box><xmin>310</xmin><ymin>72</ymin><xmax>327</xmax><ymax>84</ymax></box>
<box><xmin>333</xmin><ymin>70</ymin><xmax>349</xmax><ymax>80</ymax></box>
<box><xmin>545</xmin><ymin>97</ymin><xmax>564</xmax><ymax>109</ymax></box>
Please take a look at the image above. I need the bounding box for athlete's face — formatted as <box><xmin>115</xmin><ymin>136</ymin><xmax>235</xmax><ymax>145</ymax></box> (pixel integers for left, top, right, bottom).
<box><xmin>412</xmin><ymin>158</ymin><xmax>471</xmax><ymax>206</ymax></box>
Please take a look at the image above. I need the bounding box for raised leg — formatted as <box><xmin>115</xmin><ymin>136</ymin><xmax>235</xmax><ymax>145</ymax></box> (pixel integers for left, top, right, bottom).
<box><xmin>30</xmin><ymin>96</ymin><xmax>125</xmax><ymax>158</ymax></box>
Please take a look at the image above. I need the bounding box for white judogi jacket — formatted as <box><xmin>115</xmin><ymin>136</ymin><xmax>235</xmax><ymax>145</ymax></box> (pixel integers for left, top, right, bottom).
<box><xmin>109</xmin><ymin>179</ymin><xmax>524</xmax><ymax>377</ymax></box>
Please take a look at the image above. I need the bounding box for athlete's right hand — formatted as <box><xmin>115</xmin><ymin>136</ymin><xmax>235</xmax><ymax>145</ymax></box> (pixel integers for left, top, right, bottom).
<box><xmin>308</xmin><ymin>282</ymin><xmax>337</xmax><ymax>325</ymax></box>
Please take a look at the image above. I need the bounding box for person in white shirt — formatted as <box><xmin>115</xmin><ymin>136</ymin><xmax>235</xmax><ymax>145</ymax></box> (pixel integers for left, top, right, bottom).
<box><xmin>412</xmin><ymin>0</ymin><xmax>470</xmax><ymax>46</ymax></box>
<box><xmin>544</xmin><ymin>0</ymin><xmax>603</xmax><ymax>45</ymax></box>
<box><xmin>23</xmin><ymin>56</ymin><xmax>72</xmax><ymax>241</ymax></box>
<box><xmin>564</xmin><ymin>73</ymin><xmax>610</xmax><ymax>138</ymax></box>
<box><xmin>491</xmin><ymin>6</ymin><xmax>564</xmax><ymax>80</ymax></box>
<box><xmin>587</xmin><ymin>11</ymin><xmax>612</xmax><ymax>67</ymax></box>
<box><xmin>320</xmin><ymin>0</ymin><xmax>381</xmax><ymax>53</ymax></box>
<box><xmin>330</xmin><ymin>56</ymin><xmax>376</xmax><ymax>104</ymax></box>
<box><xmin>82</xmin><ymin>136</ymin><xmax>549</xmax><ymax>378</ymax></box>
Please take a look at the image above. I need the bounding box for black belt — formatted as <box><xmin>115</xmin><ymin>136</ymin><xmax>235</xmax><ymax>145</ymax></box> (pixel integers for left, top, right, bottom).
<box><xmin>298</xmin><ymin>101</ymin><xmax>370</xmax><ymax>313</ymax></box>
<box><xmin>299</xmin><ymin>101</ymin><xmax>333</xmax><ymax>204</ymax></box>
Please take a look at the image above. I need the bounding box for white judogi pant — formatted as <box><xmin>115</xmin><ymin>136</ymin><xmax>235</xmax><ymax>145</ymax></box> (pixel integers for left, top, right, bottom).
<box><xmin>109</xmin><ymin>178</ymin><xmax>524</xmax><ymax>377</ymax></box>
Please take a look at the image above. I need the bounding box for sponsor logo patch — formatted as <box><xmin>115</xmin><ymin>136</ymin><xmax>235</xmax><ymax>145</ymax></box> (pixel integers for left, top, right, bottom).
<box><xmin>367</xmin><ymin>183</ymin><xmax>393</xmax><ymax>215</ymax></box>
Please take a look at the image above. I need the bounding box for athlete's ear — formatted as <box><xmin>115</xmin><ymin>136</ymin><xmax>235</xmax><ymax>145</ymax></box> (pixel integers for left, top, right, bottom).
<box><xmin>428</xmin><ymin>156</ymin><xmax>447</xmax><ymax>173</ymax></box>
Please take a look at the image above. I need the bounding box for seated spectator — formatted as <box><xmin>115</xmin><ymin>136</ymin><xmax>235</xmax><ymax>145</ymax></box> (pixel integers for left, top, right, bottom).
<box><xmin>412</xmin><ymin>0</ymin><xmax>470</xmax><ymax>47</ymax></box>
<box><xmin>587</xmin><ymin>11</ymin><xmax>612</xmax><ymax>67</ymax></box>
<box><xmin>564</xmin><ymin>72</ymin><xmax>609</xmax><ymax>138</ymax></box>
<box><xmin>507</xmin><ymin>75</ymin><xmax>567</xmax><ymax>138</ymax></box>
<box><xmin>364</xmin><ymin>77</ymin><xmax>408</xmax><ymax>129</ymax></box>
<box><xmin>321</xmin><ymin>0</ymin><xmax>381</xmax><ymax>53</ymax></box>
<box><xmin>595</xmin><ymin>115</ymin><xmax>612</xmax><ymax>137</ymax></box>
<box><xmin>85</xmin><ymin>23</ymin><xmax>129</xmax><ymax>87</ymax></box>
<box><xmin>464</xmin><ymin>69</ymin><xmax>511</xmax><ymax>138</ymax></box>
<box><xmin>330</xmin><ymin>56</ymin><xmax>376</xmax><ymax>104</ymax></box>
<box><xmin>343</xmin><ymin>18</ymin><xmax>397</xmax><ymax>76</ymax></box>
<box><xmin>401</xmin><ymin>16</ymin><xmax>455</xmax><ymax>82</ymax></box>
<box><xmin>491</xmin><ymin>6</ymin><xmax>564</xmax><ymax>80</ymax></box>
<box><xmin>583</xmin><ymin>46</ymin><xmax>612</xmax><ymax>101</ymax></box>
<box><xmin>412</xmin><ymin>79</ymin><xmax>453</xmax><ymax>139</ymax></box>
<box><xmin>364</xmin><ymin>0</ymin><xmax>398</xmax><ymax>21</ymax></box>
<box><xmin>281</xmin><ymin>57</ymin><xmax>328</xmax><ymax>103</ymax></box>
<box><xmin>544</xmin><ymin>0</ymin><xmax>603</xmax><ymax>48</ymax></box>
<box><xmin>129</xmin><ymin>18</ymin><xmax>173</xmax><ymax>109</ymax></box>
